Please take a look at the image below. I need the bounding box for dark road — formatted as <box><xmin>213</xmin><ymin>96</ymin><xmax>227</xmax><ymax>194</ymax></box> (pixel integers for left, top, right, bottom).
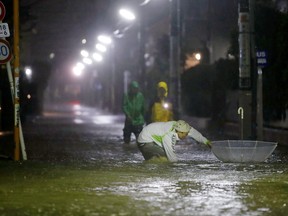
<box><xmin>22</xmin><ymin>102</ymin><xmax>142</xmax><ymax>163</ymax></box>
<box><xmin>1</xmin><ymin>102</ymin><xmax>288</xmax><ymax>216</ymax></box>
<box><xmin>10</xmin><ymin>102</ymin><xmax>288</xmax><ymax>163</ymax></box>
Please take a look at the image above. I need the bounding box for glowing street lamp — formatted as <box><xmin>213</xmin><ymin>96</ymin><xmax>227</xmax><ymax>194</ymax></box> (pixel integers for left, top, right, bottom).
<box><xmin>82</xmin><ymin>57</ymin><xmax>93</xmax><ymax>65</ymax></box>
<box><xmin>92</xmin><ymin>52</ymin><xmax>103</xmax><ymax>62</ymax></box>
<box><xmin>72</xmin><ymin>62</ymin><xmax>85</xmax><ymax>77</ymax></box>
<box><xmin>119</xmin><ymin>8</ymin><xmax>136</xmax><ymax>21</ymax></box>
<box><xmin>140</xmin><ymin>0</ymin><xmax>152</xmax><ymax>6</ymax></box>
<box><xmin>97</xmin><ymin>35</ymin><xmax>112</xmax><ymax>45</ymax></box>
<box><xmin>95</xmin><ymin>43</ymin><xmax>107</xmax><ymax>53</ymax></box>
<box><xmin>80</xmin><ymin>49</ymin><xmax>89</xmax><ymax>57</ymax></box>
<box><xmin>76</xmin><ymin>62</ymin><xmax>85</xmax><ymax>70</ymax></box>
<box><xmin>25</xmin><ymin>67</ymin><xmax>32</xmax><ymax>79</ymax></box>
<box><xmin>73</xmin><ymin>67</ymin><xmax>83</xmax><ymax>77</ymax></box>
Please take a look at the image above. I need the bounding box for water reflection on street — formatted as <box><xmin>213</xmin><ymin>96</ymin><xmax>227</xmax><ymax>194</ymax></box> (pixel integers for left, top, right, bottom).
<box><xmin>97</xmin><ymin>151</ymin><xmax>288</xmax><ymax>216</ymax></box>
<box><xmin>1</xmin><ymin>103</ymin><xmax>287</xmax><ymax>215</ymax></box>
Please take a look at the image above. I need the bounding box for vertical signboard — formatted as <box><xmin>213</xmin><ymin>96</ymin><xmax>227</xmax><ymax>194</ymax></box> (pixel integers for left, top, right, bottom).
<box><xmin>256</xmin><ymin>51</ymin><xmax>267</xmax><ymax>68</ymax></box>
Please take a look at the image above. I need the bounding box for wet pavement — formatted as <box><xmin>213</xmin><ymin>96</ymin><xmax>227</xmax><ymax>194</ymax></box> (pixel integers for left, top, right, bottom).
<box><xmin>19</xmin><ymin>103</ymin><xmax>230</xmax><ymax>163</ymax></box>
<box><xmin>1</xmin><ymin>102</ymin><xmax>287</xmax><ymax>163</ymax></box>
<box><xmin>1</xmin><ymin>102</ymin><xmax>288</xmax><ymax>216</ymax></box>
<box><xmin>22</xmin><ymin>103</ymin><xmax>132</xmax><ymax>163</ymax></box>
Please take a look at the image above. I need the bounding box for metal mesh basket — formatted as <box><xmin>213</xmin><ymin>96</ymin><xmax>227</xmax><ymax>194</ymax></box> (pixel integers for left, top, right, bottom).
<box><xmin>211</xmin><ymin>140</ymin><xmax>277</xmax><ymax>163</ymax></box>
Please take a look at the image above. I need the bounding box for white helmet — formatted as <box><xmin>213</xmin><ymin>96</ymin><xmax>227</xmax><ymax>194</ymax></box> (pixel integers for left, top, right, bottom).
<box><xmin>174</xmin><ymin>120</ymin><xmax>191</xmax><ymax>133</ymax></box>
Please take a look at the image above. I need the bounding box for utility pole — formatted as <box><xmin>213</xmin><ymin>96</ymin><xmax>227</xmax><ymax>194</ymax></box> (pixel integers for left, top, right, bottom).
<box><xmin>13</xmin><ymin>0</ymin><xmax>20</xmax><ymax>160</ymax></box>
<box><xmin>169</xmin><ymin>0</ymin><xmax>181</xmax><ymax>119</ymax></box>
<box><xmin>250</xmin><ymin>0</ymin><xmax>257</xmax><ymax>140</ymax></box>
<box><xmin>238</xmin><ymin>0</ymin><xmax>253</xmax><ymax>140</ymax></box>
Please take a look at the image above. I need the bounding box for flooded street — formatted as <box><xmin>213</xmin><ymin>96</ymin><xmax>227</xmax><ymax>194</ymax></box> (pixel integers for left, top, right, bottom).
<box><xmin>1</xmin><ymin>103</ymin><xmax>288</xmax><ymax>216</ymax></box>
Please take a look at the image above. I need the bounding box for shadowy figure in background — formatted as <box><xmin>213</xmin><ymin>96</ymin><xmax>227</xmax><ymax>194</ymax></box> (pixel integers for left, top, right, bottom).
<box><xmin>137</xmin><ymin>120</ymin><xmax>211</xmax><ymax>162</ymax></box>
<box><xmin>122</xmin><ymin>81</ymin><xmax>145</xmax><ymax>144</ymax></box>
<box><xmin>148</xmin><ymin>81</ymin><xmax>174</xmax><ymax>123</ymax></box>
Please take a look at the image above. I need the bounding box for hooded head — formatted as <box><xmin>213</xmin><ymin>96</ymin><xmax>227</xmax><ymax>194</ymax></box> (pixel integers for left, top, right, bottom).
<box><xmin>130</xmin><ymin>81</ymin><xmax>139</xmax><ymax>89</ymax></box>
<box><xmin>129</xmin><ymin>81</ymin><xmax>139</xmax><ymax>95</ymax></box>
<box><xmin>157</xmin><ymin>81</ymin><xmax>168</xmax><ymax>97</ymax></box>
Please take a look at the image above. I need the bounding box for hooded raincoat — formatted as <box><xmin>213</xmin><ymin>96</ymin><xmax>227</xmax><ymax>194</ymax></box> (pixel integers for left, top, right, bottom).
<box><xmin>122</xmin><ymin>82</ymin><xmax>145</xmax><ymax>126</ymax></box>
<box><xmin>149</xmin><ymin>81</ymin><xmax>174</xmax><ymax>123</ymax></box>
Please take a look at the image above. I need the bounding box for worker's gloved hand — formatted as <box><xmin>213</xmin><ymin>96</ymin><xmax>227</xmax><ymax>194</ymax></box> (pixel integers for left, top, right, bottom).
<box><xmin>205</xmin><ymin>140</ymin><xmax>212</xmax><ymax>149</ymax></box>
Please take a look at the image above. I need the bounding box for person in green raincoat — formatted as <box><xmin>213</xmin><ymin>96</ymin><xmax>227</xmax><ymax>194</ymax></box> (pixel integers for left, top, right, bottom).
<box><xmin>122</xmin><ymin>81</ymin><xmax>146</xmax><ymax>144</ymax></box>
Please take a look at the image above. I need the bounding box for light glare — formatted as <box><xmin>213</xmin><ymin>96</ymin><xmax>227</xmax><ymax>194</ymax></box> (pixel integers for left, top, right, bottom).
<box><xmin>80</xmin><ymin>50</ymin><xmax>89</xmax><ymax>57</ymax></box>
<box><xmin>76</xmin><ymin>62</ymin><xmax>85</xmax><ymax>70</ymax></box>
<box><xmin>95</xmin><ymin>43</ymin><xmax>107</xmax><ymax>52</ymax></box>
<box><xmin>49</xmin><ymin>53</ymin><xmax>55</xmax><ymax>59</ymax></box>
<box><xmin>119</xmin><ymin>8</ymin><xmax>136</xmax><ymax>21</ymax></box>
<box><xmin>163</xmin><ymin>103</ymin><xmax>169</xmax><ymax>109</ymax></box>
<box><xmin>25</xmin><ymin>67</ymin><xmax>32</xmax><ymax>77</ymax></box>
<box><xmin>195</xmin><ymin>53</ymin><xmax>201</xmax><ymax>61</ymax></box>
<box><xmin>92</xmin><ymin>53</ymin><xmax>103</xmax><ymax>62</ymax></box>
<box><xmin>72</xmin><ymin>62</ymin><xmax>85</xmax><ymax>77</ymax></box>
<box><xmin>83</xmin><ymin>57</ymin><xmax>93</xmax><ymax>65</ymax></box>
<box><xmin>97</xmin><ymin>35</ymin><xmax>112</xmax><ymax>44</ymax></box>
<box><xmin>73</xmin><ymin>66</ymin><xmax>83</xmax><ymax>77</ymax></box>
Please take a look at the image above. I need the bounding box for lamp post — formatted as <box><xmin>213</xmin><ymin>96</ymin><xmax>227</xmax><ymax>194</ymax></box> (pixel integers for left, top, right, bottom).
<box><xmin>118</xmin><ymin>7</ymin><xmax>146</xmax><ymax>89</ymax></box>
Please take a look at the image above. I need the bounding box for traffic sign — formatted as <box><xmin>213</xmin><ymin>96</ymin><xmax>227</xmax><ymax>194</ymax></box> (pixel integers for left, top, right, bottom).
<box><xmin>0</xmin><ymin>23</ymin><xmax>10</xmax><ymax>37</ymax></box>
<box><xmin>256</xmin><ymin>50</ymin><xmax>268</xmax><ymax>68</ymax></box>
<box><xmin>0</xmin><ymin>38</ymin><xmax>12</xmax><ymax>64</ymax></box>
<box><xmin>0</xmin><ymin>1</ymin><xmax>5</xmax><ymax>21</ymax></box>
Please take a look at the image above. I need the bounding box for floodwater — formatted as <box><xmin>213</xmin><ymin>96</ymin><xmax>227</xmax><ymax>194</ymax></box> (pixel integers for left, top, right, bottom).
<box><xmin>1</xmin><ymin>104</ymin><xmax>288</xmax><ymax>216</ymax></box>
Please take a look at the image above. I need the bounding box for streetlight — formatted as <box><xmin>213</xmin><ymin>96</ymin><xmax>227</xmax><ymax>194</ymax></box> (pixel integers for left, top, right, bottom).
<box><xmin>24</xmin><ymin>67</ymin><xmax>32</xmax><ymax>80</ymax></box>
<box><xmin>119</xmin><ymin>8</ymin><xmax>136</xmax><ymax>21</ymax></box>
<box><xmin>95</xmin><ymin>43</ymin><xmax>107</xmax><ymax>53</ymax></box>
<box><xmin>117</xmin><ymin>7</ymin><xmax>146</xmax><ymax>89</ymax></box>
<box><xmin>82</xmin><ymin>57</ymin><xmax>93</xmax><ymax>65</ymax></box>
<box><xmin>97</xmin><ymin>35</ymin><xmax>112</xmax><ymax>45</ymax></box>
<box><xmin>72</xmin><ymin>62</ymin><xmax>85</xmax><ymax>77</ymax></box>
<box><xmin>92</xmin><ymin>52</ymin><xmax>103</xmax><ymax>62</ymax></box>
<box><xmin>140</xmin><ymin>0</ymin><xmax>152</xmax><ymax>6</ymax></box>
<box><xmin>80</xmin><ymin>49</ymin><xmax>89</xmax><ymax>57</ymax></box>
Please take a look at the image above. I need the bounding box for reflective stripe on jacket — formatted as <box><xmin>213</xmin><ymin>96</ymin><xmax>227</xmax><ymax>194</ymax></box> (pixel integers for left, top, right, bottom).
<box><xmin>137</xmin><ymin>121</ymin><xmax>178</xmax><ymax>162</ymax></box>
